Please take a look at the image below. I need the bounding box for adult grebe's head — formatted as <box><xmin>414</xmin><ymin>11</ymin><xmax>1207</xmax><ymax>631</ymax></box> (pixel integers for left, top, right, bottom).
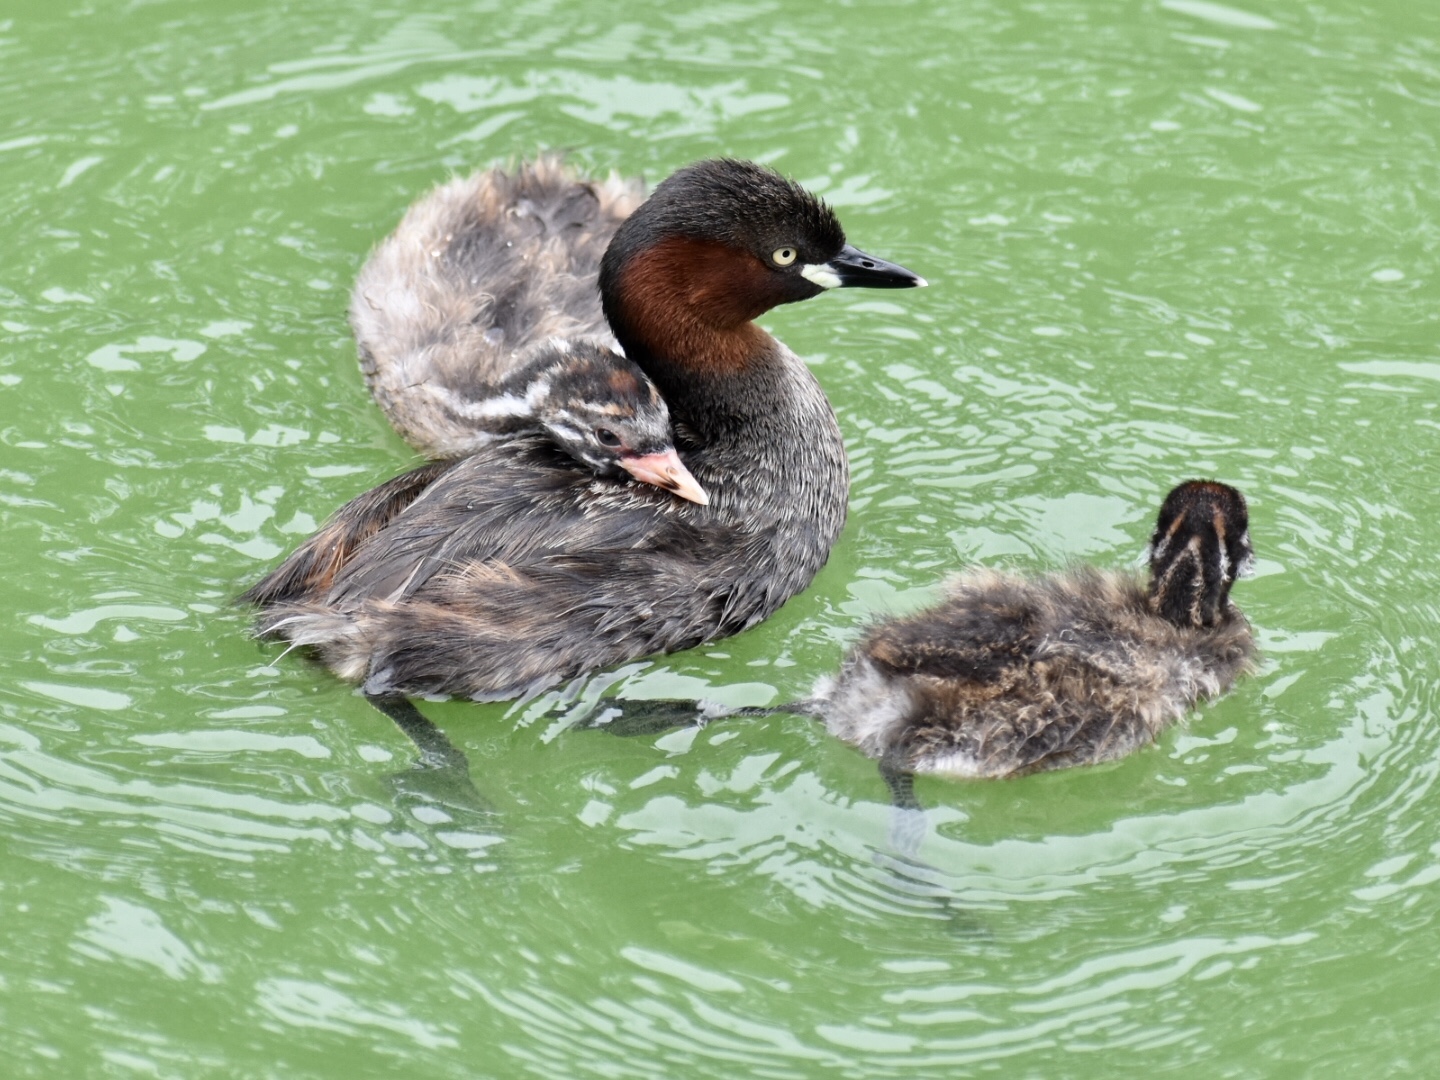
<box><xmin>599</xmin><ymin>159</ymin><xmax>925</xmax><ymax>369</ymax></box>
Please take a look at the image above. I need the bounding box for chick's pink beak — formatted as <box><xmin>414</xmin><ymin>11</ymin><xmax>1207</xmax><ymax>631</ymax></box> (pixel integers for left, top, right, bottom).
<box><xmin>620</xmin><ymin>449</ymin><xmax>710</xmax><ymax>505</ymax></box>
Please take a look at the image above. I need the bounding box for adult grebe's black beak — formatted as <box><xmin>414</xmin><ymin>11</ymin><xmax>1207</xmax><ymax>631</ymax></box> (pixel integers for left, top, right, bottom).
<box><xmin>802</xmin><ymin>244</ymin><xmax>928</xmax><ymax>290</ymax></box>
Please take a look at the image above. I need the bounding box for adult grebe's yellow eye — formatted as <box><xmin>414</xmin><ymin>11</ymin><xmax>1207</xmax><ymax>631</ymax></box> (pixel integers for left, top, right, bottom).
<box><xmin>772</xmin><ymin>247</ymin><xmax>797</xmax><ymax>267</ymax></box>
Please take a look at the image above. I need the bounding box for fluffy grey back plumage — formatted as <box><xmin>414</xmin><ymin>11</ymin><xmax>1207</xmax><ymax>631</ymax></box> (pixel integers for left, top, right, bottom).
<box><xmin>350</xmin><ymin>156</ymin><xmax>644</xmax><ymax>458</ymax></box>
<box><xmin>818</xmin><ymin>565</ymin><xmax>1256</xmax><ymax>779</ymax></box>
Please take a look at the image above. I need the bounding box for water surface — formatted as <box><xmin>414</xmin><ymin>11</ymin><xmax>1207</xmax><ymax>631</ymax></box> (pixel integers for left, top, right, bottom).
<box><xmin>3</xmin><ymin>1</ymin><xmax>1439</xmax><ymax>1076</ymax></box>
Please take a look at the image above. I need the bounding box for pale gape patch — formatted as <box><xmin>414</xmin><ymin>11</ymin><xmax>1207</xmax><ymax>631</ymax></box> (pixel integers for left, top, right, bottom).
<box><xmin>800</xmin><ymin>263</ymin><xmax>843</xmax><ymax>290</ymax></box>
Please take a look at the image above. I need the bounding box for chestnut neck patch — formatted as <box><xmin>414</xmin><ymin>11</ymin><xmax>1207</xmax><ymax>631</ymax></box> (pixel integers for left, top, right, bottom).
<box><xmin>609</xmin><ymin>236</ymin><xmax>794</xmax><ymax>379</ymax></box>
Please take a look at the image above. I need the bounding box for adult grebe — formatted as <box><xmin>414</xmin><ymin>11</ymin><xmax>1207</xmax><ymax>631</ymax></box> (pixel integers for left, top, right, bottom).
<box><xmin>242</xmin><ymin>158</ymin><xmax>925</xmax><ymax>704</ymax></box>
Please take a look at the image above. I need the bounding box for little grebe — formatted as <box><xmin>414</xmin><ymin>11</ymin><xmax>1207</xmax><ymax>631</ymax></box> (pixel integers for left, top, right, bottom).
<box><xmin>807</xmin><ymin>480</ymin><xmax>1257</xmax><ymax>796</ymax></box>
<box><xmin>352</xmin><ymin>158</ymin><xmax>704</xmax><ymax>502</ymax></box>
<box><xmin>242</xmin><ymin>158</ymin><xmax>925</xmax><ymax>700</ymax></box>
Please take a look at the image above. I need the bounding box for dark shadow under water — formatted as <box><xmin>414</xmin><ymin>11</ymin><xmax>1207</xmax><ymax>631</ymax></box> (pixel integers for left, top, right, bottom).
<box><xmin>366</xmin><ymin>694</ymin><xmax>497</xmax><ymax>820</ymax></box>
<box><xmin>366</xmin><ymin>692</ymin><xmax>986</xmax><ymax>935</ymax></box>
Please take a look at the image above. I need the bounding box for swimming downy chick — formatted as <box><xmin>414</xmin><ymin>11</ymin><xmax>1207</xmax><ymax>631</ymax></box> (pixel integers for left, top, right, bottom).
<box><xmin>814</xmin><ymin>480</ymin><xmax>1257</xmax><ymax>794</ymax></box>
<box><xmin>350</xmin><ymin>157</ymin><xmax>704</xmax><ymax>502</ymax></box>
<box><xmin>242</xmin><ymin>158</ymin><xmax>925</xmax><ymax>701</ymax></box>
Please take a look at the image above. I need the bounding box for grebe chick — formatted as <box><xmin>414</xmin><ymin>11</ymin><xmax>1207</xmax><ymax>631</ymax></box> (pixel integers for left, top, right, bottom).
<box><xmin>350</xmin><ymin>158</ymin><xmax>704</xmax><ymax>502</ymax></box>
<box><xmin>242</xmin><ymin>158</ymin><xmax>925</xmax><ymax>701</ymax></box>
<box><xmin>469</xmin><ymin>337</ymin><xmax>707</xmax><ymax>502</ymax></box>
<box><xmin>812</xmin><ymin>481</ymin><xmax>1257</xmax><ymax>791</ymax></box>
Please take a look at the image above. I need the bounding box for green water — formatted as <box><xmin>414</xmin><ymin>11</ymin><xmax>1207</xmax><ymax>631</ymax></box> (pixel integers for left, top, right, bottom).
<box><xmin>4</xmin><ymin>0</ymin><xmax>1439</xmax><ymax>1075</ymax></box>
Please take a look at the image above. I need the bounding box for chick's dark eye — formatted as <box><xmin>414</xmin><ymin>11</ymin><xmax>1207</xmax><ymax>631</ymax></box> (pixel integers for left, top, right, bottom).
<box><xmin>595</xmin><ymin>427</ymin><xmax>622</xmax><ymax>448</ymax></box>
